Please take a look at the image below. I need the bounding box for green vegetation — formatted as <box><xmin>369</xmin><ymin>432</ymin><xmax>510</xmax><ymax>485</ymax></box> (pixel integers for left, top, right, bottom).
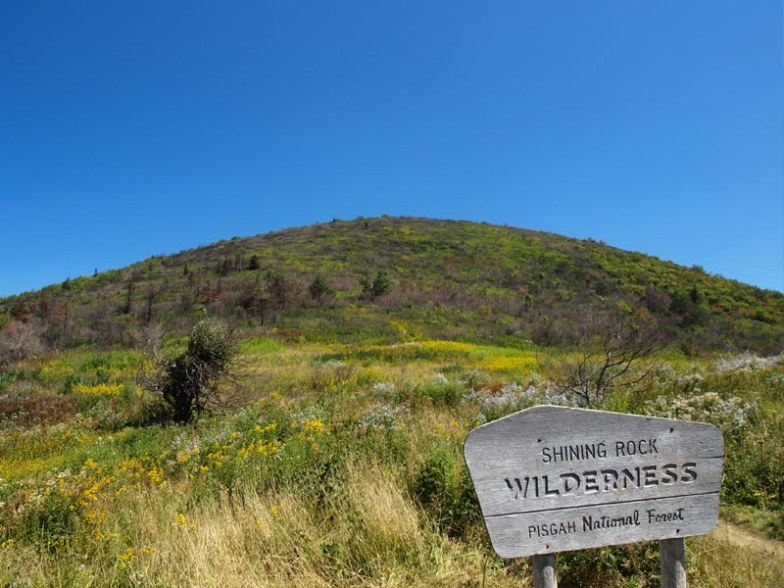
<box><xmin>144</xmin><ymin>318</ymin><xmax>238</xmax><ymax>423</ymax></box>
<box><xmin>0</xmin><ymin>217</ymin><xmax>782</xmax><ymax>585</ymax></box>
<box><xmin>0</xmin><ymin>340</ymin><xmax>782</xmax><ymax>586</ymax></box>
<box><xmin>2</xmin><ymin>217</ymin><xmax>782</xmax><ymax>357</ymax></box>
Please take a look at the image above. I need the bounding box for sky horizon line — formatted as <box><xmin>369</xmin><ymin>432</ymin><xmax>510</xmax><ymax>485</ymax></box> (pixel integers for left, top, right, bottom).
<box><xmin>2</xmin><ymin>3</ymin><xmax>781</xmax><ymax>298</ymax></box>
<box><xmin>1</xmin><ymin>214</ymin><xmax>780</xmax><ymax>299</ymax></box>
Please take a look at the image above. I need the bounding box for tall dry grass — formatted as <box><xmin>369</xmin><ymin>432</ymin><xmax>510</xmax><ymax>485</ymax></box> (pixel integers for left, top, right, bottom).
<box><xmin>3</xmin><ymin>463</ymin><xmax>525</xmax><ymax>587</ymax></box>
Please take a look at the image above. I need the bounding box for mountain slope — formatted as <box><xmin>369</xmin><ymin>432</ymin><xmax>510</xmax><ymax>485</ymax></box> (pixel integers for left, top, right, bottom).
<box><xmin>1</xmin><ymin>216</ymin><xmax>782</xmax><ymax>354</ymax></box>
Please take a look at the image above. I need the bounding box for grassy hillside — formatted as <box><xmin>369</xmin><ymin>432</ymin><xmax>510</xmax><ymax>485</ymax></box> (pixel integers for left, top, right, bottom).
<box><xmin>2</xmin><ymin>217</ymin><xmax>783</xmax><ymax>356</ymax></box>
<box><xmin>1</xmin><ymin>339</ymin><xmax>782</xmax><ymax>586</ymax></box>
<box><xmin>1</xmin><ymin>217</ymin><xmax>782</xmax><ymax>586</ymax></box>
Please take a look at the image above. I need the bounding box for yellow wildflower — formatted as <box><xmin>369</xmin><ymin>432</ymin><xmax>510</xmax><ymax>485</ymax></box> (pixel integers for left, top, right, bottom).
<box><xmin>301</xmin><ymin>419</ymin><xmax>325</xmax><ymax>435</ymax></box>
<box><xmin>72</xmin><ymin>383</ymin><xmax>123</xmax><ymax>396</ymax></box>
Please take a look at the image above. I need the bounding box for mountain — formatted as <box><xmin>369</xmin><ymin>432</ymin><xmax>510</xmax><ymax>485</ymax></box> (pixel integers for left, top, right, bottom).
<box><xmin>1</xmin><ymin>216</ymin><xmax>782</xmax><ymax>355</ymax></box>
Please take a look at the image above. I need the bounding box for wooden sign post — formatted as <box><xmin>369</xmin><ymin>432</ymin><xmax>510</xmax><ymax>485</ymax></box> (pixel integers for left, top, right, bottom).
<box><xmin>464</xmin><ymin>406</ymin><xmax>723</xmax><ymax>587</ymax></box>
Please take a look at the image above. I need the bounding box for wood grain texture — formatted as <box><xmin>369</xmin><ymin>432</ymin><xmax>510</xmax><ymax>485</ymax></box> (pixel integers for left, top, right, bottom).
<box><xmin>533</xmin><ymin>554</ymin><xmax>558</xmax><ymax>588</ymax></box>
<box><xmin>464</xmin><ymin>406</ymin><xmax>723</xmax><ymax>558</ymax></box>
<box><xmin>660</xmin><ymin>538</ymin><xmax>687</xmax><ymax>588</ymax></box>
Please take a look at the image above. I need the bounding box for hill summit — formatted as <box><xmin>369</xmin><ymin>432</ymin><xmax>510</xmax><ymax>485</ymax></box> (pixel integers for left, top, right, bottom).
<box><xmin>1</xmin><ymin>216</ymin><xmax>782</xmax><ymax>355</ymax></box>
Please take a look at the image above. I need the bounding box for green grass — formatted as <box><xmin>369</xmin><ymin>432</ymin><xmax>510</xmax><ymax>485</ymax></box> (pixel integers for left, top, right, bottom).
<box><xmin>241</xmin><ymin>337</ymin><xmax>287</xmax><ymax>355</ymax></box>
<box><xmin>0</xmin><ymin>340</ymin><xmax>781</xmax><ymax>586</ymax></box>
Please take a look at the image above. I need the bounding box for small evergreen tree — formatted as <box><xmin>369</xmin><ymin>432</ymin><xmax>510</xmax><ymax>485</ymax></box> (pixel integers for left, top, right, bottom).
<box><xmin>145</xmin><ymin>318</ymin><xmax>237</xmax><ymax>423</ymax></box>
<box><xmin>360</xmin><ymin>270</ymin><xmax>391</xmax><ymax>300</ymax></box>
<box><xmin>308</xmin><ymin>275</ymin><xmax>333</xmax><ymax>305</ymax></box>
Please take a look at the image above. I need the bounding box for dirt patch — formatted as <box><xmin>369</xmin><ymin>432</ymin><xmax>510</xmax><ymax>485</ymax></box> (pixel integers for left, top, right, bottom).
<box><xmin>710</xmin><ymin>520</ymin><xmax>784</xmax><ymax>560</ymax></box>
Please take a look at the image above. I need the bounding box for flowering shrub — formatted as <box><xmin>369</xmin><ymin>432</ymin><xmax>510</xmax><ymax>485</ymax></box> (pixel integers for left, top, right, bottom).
<box><xmin>203</xmin><ymin>424</ymin><xmax>282</xmax><ymax>469</ymax></box>
<box><xmin>369</xmin><ymin>381</ymin><xmax>396</xmax><ymax>397</ymax></box>
<box><xmin>455</xmin><ymin>369</ymin><xmax>491</xmax><ymax>388</ymax></box>
<box><xmin>645</xmin><ymin>392</ymin><xmax>758</xmax><ymax>433</ymax></box>
<box><xmin>417</xmin><ymin>374</ymin><xmax>464</xmax><ymax>406</ymax></box>
<box><xmin>300</xmin><ymin>419</ymin><xmax>325</xmax><ymax>436</ymax></box>
<box><xmin>311</xmin><ymin>360</ymin><xmax>355</xmax><ymax>389</ymax></box>
<box><xmin>72</xmin><ymin>383</ymin><xmax>123</xmax><ymax>396</ymax></box>
<box><xmin>530</xmin><ymin>384</ymin><xmax>580</xmax><ymax>407</ymax></box>
<box><xmin>466</xmin><ymin>382</ymin><xmax>525</xmax><ymax>411</ymax></box>
<box><xmin>358</xmin><ymin>403</ymin><xmax>408</xmax><ymax>430</ymax></box>
<box><xmin>713</xmin><ymin>353</ymin><xmax>783</xmax><ymax>373</ymax></box>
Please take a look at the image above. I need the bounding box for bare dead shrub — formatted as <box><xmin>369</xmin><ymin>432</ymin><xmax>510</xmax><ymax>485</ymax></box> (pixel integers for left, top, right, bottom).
<box><xmin>0</xmin><ymin>320</ymin><xmax>44</xmax><ymax>368</ymax></box>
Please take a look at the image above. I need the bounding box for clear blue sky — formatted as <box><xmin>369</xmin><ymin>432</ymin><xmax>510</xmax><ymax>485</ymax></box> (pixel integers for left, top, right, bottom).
<box><xmin>1</xmin><ymin>1</ymin><xmax>782</xmax><ymax>297</ymax></box>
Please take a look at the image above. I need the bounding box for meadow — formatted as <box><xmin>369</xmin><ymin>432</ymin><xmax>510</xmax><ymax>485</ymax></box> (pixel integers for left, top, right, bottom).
<box><xmin>1</xmin><ymin>337</ymin><xmax>782</xmax><ymax>587</ymax></box>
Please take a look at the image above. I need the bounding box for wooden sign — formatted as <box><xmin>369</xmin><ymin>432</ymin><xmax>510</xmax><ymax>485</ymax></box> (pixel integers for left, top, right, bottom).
<box><xmin>464</xmin><ymin>406</ymin><xmax>723</xmax><ymax>559</ymax></box>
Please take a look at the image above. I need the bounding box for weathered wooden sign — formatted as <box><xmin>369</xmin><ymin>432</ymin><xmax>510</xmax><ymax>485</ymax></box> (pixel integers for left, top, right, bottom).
<box><xmin>464</xmin><ymin>406</ymin><xmax>723</xmax><ymax>559</ymax></box>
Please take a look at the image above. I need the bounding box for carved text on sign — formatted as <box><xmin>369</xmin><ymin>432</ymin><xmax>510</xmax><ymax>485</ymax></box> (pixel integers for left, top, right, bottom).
<box><xmin>504</xmin><ymin>461</ymin><xmax>698</xmax><ymax>499</ymax></box>
<box><xmin>464</xmin><ymin>406</ymin><xmax>723</xmax><ymax>558</ymax></box>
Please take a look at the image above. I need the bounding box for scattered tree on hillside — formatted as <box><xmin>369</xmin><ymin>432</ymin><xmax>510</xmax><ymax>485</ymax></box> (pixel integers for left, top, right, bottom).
<box><xmin>219</xmin><ymin>257</ymin><xmax>234</xmax><ymax>276</ymax></box>
<box><xmin>145</xmin><ymin>283</ymin><xmax>166</xmax><ymax>324</ymax></box>
<box><xmin>236</xmin><ymin>275</ymin><xmax>271</xmax><ymax>324</ymax></box>
<box><xmin>0</xmin><ymin>312</ymin><xmax>10</xmax><ymax>332</ymax></box>
<box><xmin>670</xmin><ymin>286</ymin><xmax>709</xmax><ymax>327</ymax></box>
<box><xmin>144</xmin><ymin>317</ymin><xmax>237</xmax><ymax>423</ymax></box>
<box><xmin>12</xmin><ymin>299</ymin><xmax>27</xmax><ymax>320</ymax></box>
<box><xmin>123</xmin><ymin>282</ymin><xmax>136</xmax><ymax>315</ymax></box>
<box><xmin>546</xmin><ymin>310</ymin><xmax>662</xmax><ymax>407</ymax></box>
<box><xmin>34</xmin><ymin>295</ymin><xmax>51</xmax><ymax>319</ymax></box>
<box><xmin>266</xmin><ymin>270</ymin><xmax>293</xmax><ymax>310</ymax></box>
<box><xmin>308</xmin><ymin>275</ymin><xmax>333</xmax><ymax>305</ymax></box>
<box><xmin>360</xmin><ymin>270</ymin><xmax>391</xmax><ymax>301</ymax></box>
